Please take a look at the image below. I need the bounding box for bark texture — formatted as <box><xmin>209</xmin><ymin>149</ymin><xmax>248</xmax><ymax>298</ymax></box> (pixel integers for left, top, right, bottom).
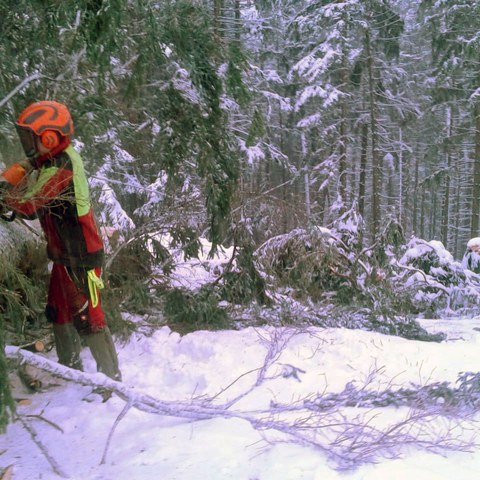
<box><xmin>0</xmin><ymin>220</ymin><xmax>45</xmax><ymax>279</ymax></box>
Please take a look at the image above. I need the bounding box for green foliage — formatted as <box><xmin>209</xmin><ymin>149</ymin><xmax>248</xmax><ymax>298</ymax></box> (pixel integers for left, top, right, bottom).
<box><xmin>102</xmin><ymin>283</ymin><xmax>146</xmax><ymax>339</ymax></box>
<box><xmin>220</xmin><ymin>243</ymin><xmax>269</xmax><ymax>306</ymax></box>
<box><xmin>366</xmin><ymin>314</ymin><xmax>443</xmax><ymax>341</ymax></box>
<box><xmin>162</xmin><ymin>1</ymin><xmax>222</xmax><ymax>111</ymax></box>
<box><xmin>0</xmin><ymin>340</ymin><xmax>15</xmax><ymax>433</ymax></box>
<box><xmin>170</xmin><ymin>227</ymin><xmax>200</xmax><ymax>261</ymax></box>
<box><xmin>163</xmin><ymin>286</ymin><xmax>229</xmax><ymax>331</ymax></box>
<box><xmin>105</xmin><ymin>236</ymin><xmax>160</xmax><ymax>314</ymax></box>
<box><xmin>258</xmin><ymin>228</ymin><xmax>355</xmax><ymax>301</ymax></box>
<box><xmin>350</xmin><ymin>60</ymin><xmax>364</xmax><ymax>88</ymax></box>
<box><xmin>0</xmin><ymin>0</ymin><xmax>244</xmax><ymax>253</ymax></box>
<box><xmin>404</xmin><ymin>241</ymin><xmax>462</xmax><ymax>286</ymax></box>
<box><xmin>156</xmin><ymin>85</ymin><xmax>198</xmax><ymax>179</ymax></box>
<box><xmin>372</xmin><ymin>218</ymin><xmax>405</xmax><ymax>267</ymax></box>
<box><xmin>0</xmin><ymin>256</ymin><xmax>47</xmax><ymax>432</ymax></box>
<box><xmin>0</xmin><ymin>352</ymin><xmax>15</xmax><ymax>434</ymax></box>
<box><xmin>78</xmin><ymin>0</ymin><xmax>125</xmax><ymax>62</ymax></box>
<box><xmin>226</xmin><ymin>42</ymin><xmax>251</xmax><ymax>107</ymax></box>
<box><xmin>246</xmin><ymin>108</ymin><xmax>266</xmax><ymax>147</ymax></box>
<box><xmin>371</xmin><ymin>0</ymin><xmax>404</xmax><ymax>59</ymax></box>
<box><xmin>0</xmin><ymin>263</ymin><xmax>43</xmax><ymax>335</ymax></box>
<box><xmin>421</xmin><ymin>0</ymin><xmax>480</xmax><ymax>97</ymax></box>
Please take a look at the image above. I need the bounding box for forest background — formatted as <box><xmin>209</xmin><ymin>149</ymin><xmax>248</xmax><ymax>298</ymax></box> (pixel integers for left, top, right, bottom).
<box><xmin>2</xmin><ymin>0</ymin><xmax>480</xmax><ymax>432</ymax></box>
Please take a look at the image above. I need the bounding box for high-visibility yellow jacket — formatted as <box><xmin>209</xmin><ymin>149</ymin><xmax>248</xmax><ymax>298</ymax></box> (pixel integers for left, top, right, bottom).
<box><xmin>6</xmin><ymin>145</ymin><xmax>104</xmax><ymax>268</ymax></box>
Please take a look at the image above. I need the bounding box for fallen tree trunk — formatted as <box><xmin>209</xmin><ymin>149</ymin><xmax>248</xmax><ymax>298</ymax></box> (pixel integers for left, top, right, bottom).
<box><xmin>0</xmin><ymin>219</ymin><xmax>40</xmax><ymax>259</ymax></box>
<box><xmin>0</xmin><ymin>219</ymin><xmax>44</xmax><ymax>279</ymax></box>
<box><xmin>6</xmin><ymin>345</ymin><xmax>233</xmax><ymax>419</ymax></box>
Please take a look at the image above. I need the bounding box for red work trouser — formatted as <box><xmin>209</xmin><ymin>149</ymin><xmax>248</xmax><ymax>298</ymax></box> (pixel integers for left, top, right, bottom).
<box><xmin>46</xmin><ymin>263</ymin><xmax>106</xmax><ymax>332</ymax></box>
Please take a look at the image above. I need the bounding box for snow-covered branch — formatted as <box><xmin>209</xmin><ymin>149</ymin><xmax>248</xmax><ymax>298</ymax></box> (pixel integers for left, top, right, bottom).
<box><xmin>6</xmin><ymin>341</ymin><xmax>478</xmax><ymax>470</ymax></box>
<box><xmin>0</xmin><ymin>73</ymin><xmax>44</xmax><ymax>110</ymax></box>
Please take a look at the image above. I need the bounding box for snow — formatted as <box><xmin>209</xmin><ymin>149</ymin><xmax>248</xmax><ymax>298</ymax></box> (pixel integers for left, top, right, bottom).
<box><xmin>401</xmin><ymin>239</ymin><xmax>454</xmax><ymax>265</ymax></box>
<box><xmin>142</xmin><ymin>235</ymin><xmax>235</xmax><ymax>291</ymax></box>
<box><xmin>291</xmin><ymin>50</ymin><xmax>337</xmax><ymax>83</ymax></box>
<box><xmin>263</xmin><ymin>69</ymin><xmax>283</xmax><ymax>84</ymax></box>
<box><xmin>239</xmin><ymin>140</ymin><xmax>266</xmax><ymax>166</ymax></box>
<box><xmin>4</xmin><ymin>318</ymin><xmax>480</xmax><ymax>479</ymax></box>
<box><xmin>295</xmin><ymin>84</ymin><xmax>343</xmax><ymax>111</ymax></box>
<box><xmin>297</xmin><ymin>112</ymin><xmax>322</xmax><ymax>128</ymax></box>
<box><xmin>96</xmin><ymin>183</ymin><xmax>136</xmax><ymax>231</ymax></box>
<box><xmin>467</xmin><ymin>238</ymin><xmax>480</xmax><ymax>250</ymax></box>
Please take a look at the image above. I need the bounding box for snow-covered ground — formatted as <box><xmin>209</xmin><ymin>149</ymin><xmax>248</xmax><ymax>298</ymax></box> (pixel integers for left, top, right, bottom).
<box><xmin>3</xmin><ymin>317</ymin><xmax>480</xmax><ymax>480</ymax></box>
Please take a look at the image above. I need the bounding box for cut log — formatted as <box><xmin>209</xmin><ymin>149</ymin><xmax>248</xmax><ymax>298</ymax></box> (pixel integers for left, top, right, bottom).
<box><xmin>18</xmin><ymin>364</ymin><xmax>43</xmax><ymax>392</ymax></box>
<box><xmin>0</xmin><ymin>465</ymin><xmax>13</xmax><ymax>480</ymax></box>
<box><xmin>20</xmin><ymin>340</ymin><xmax>46</xmax><ymax>353</ymax></box>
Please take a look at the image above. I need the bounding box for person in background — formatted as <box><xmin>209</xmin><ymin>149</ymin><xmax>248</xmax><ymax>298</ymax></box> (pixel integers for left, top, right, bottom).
<box><xmin>0</xmin><ymin>100</ymin><xmax>121</xmax><ymax>383</ymax></box>
<box><xmin>462</xmin><ymin>238</ymin><xmax>480</xmax><ymax>274</ymax></box>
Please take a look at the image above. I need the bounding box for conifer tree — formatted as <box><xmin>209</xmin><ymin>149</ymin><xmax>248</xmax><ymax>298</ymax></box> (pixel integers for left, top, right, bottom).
<box><xmin>420</xmin><ymin>0</ymin><xmax>480</xmax><ymax>240</ymax></box>
<box><xmin>0</xmin><ymin>0</ymin><xmax>248</xmax><ymax>427</ymax></box>
<box><xmin>283</xmin><ymin>0</ymin><xmax>404</xmax><ymax>239</ymax></box>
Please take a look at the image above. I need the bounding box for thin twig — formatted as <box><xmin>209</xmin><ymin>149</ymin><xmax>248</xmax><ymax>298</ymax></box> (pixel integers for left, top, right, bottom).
<box><xmin>100</xmin><ymin>401</ymin><xmax>132</xmax><ymax>465</ymax></box>
<box><xmin>25</xmin><ymin>414</ymin><xmax>64</xmax><ymax>433</ymax></box>
<box><xmin>16</xmin><ymin>415</ymin><xmax>69</xmax><ymax>478</ymax></box>
<box><xmin>0</xmin><ymin>73</ymin><xmax>44</xmax><ymax>109</ymax></box>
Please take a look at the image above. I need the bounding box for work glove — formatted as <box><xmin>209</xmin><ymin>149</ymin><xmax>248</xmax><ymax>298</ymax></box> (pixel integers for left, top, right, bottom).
<box><xmin>0</xmin><ymin>159</ymin><xmax>32</xmax><ymax>222</ymax></box>
<box><xmin>73</xmin><ymin>310</ymin><xmax>92</xmax><ymax>335</ymax></box>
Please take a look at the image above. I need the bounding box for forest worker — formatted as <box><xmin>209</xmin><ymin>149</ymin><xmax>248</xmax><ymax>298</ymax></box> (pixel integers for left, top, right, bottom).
<box><xmin>0</xmin><ymin>100</ymin><xmax>121</xmax><ymax>382</ymax></box>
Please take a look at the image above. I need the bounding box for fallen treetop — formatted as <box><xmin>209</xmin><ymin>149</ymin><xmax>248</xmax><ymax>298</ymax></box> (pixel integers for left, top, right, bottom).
<box><xmin>5</xmin><ymin>344</ymin><xmax>476</xmax><ymax>472</ymax></box>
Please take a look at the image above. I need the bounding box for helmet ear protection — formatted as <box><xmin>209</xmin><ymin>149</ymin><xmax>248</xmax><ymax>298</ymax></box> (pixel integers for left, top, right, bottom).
<box><xmin>40</xmin><ymin>130</ymin><xmax>60</xmax><ymax>149</ymax></box>
<box><xmin>16</xmin><ymin>101</ymin><xmax>73</xmax><ymax>157</ymax></box>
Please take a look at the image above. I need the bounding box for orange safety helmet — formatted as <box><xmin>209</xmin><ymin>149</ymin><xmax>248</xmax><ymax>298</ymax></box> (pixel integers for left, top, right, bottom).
<box><xmin>15</xmin><ymin>100</ymin><xmax>74</xmax><ymax>158</ymax></box>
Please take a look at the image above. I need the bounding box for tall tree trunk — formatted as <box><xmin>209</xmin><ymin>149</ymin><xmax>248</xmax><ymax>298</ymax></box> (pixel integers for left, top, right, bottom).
<box><xmin>455</xmin><ymin>144</ymin><xmax>471</xmax><ymax>256</ymax></box>
<box><xmin>430</xmin><ymin>186</ymin><xmax>437</xmax><ymax>240</ymax></box>
<box><xmin>413</xmin><ymin>149</ymin><xmax>420</xmax><ymax>236</ymax></box>
<box><xmin>301</xmin><ymin>132</ymin><xmax>311</xmax><ymax>221</ymax></box>
<box><xmin>420</xmin><ymin>184</ymin><xmax>426</xmax><ymax>239</ymax></box>
<box><xmin>234</xmin><ymin>0</ymin><xmax>240</xmax><ymax>42</ymax></box>
<box><xmin>441</xmin><ymin>106</ymin><xmax>452</xmax><ymax>248</ymax></box>
<box><xmin>441</xmin><ymin>173</ymin><xmax>451</xmax><ymax>247</ymax></box>
<box><xmin>304</xmin><ymin>171</ymin><xmax>311</xmax><ymax>221</ymax></box>
<box><xmin>319</xmin><ymin>185</ymin><xmax>330</xmax><ymax>224</ymax></box>
<box><xmin>358</xmin><ymin>123</ymin><xmax>368</xmax><ymax>221</ymax></box>
<box><xmin>366</xmin><ymin>28</ymin><xmax>380</xmax><ymax>240</ymax></box>
<box><xmin>278</xmin><ymin>107</ymin><xmax>289</xmax><ymax>233</ymax></box>
<box><xmin>338</xmin><ymin>52</ymin><xmax>348</xmax><ymax>206</ymax></box>
<box><xmin>398</xmin><ymin>128</ymin><xmax>403</xmax><ymax>229</ymax></box>
<box><xmin>213</xmin><ymin>0</ymin><xmax>223</xmax><ymax>38</ymax></box>
<box><xmin>454</xmin><ymin>157</ymin><xmax>462</xmax><ymax>257</ymax></box>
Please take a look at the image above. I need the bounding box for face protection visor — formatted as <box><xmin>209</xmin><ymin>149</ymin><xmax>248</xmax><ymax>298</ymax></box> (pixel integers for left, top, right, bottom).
<box><xmin>15</xmin><ymin>124</ymin><xmax>37</xmax><ymax>158</ymax></box>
